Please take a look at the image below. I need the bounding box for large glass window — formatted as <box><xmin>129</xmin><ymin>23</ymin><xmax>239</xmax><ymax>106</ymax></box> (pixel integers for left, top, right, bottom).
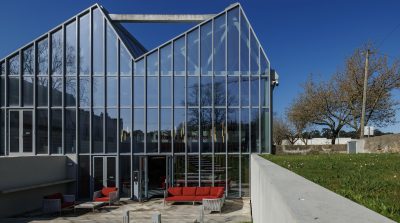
<box><xmin>51</xmin><ymin>77</ymin><xmax>63</xmax><ymax>107</ymax></box>
<box><xmin>228</xmin><ymin>155</ymin><xmax>240</xmax><ymax>197</ymax></box>
<box><xmin>173</xmin><ymin>37</ymin><xmax>185</xmax><ymax>76</ymax></box>
<box><xmin>106</xmin><ymin>77</ymin><xmax>117</xmax><ymax>107</ymax></box>
<box><xmin>241</xmin><ymin>108</ymin><xmax>249</xmax><ymax>152</ymax></box>
<box><xmin>200</xmin><ymin>155</ymin><xmax>213</xmax><ymax>186</ymax></box>
<box><xmin>106</xmin><ymin>109</ymin><xmax>117</xmax><ymax>153</ymax></box>
<box><xmin>227</xmin><ymin>76</ymin><xmax>239</xmax><ymax>106</ymax></box>
<box><xmin>201</xmin><ymin>22</ymin><xmax>212</xmax><ymax>76</ymax></box>
<box><xmin>213</xmin><ymin>14</ymin><xmax>226</xmax><ymax>76</ymax></box>
<box><xmin>38</xmin><ymin>38</ymin><xmax>49</xmax><ymax>75</ymax></box>
<box><xmin>228</xmin><ymin>7</ymin><xmax>240</xmax><ymax>76</ymax></box>
<box><xmin>51</xmin><ymin>30</ymin><xmax>63</xmax><ymax>75</ymax></box>
<box><xmin>79</xmin><ymin>108</ymin><xmax>90</xmax><ymax>153</ymax></box>
<box><xmin>174</xmin><ymin>76</ymin><xmax>185</xmax><ymax>107</ymax></box>
<box><xmin>173</xmin><ymin>108</ymin><xmax>185</xmax><ymax>153</ymax></box>
<box><xmin>174</xmin><ymin>156</ymin><xmax>185</xmax><ymax>186</ymax></box>
<box><xmin>241</xmin><ymin>77</ymin><xmax>249</xmax><ymax>106</ymax></box>
<box><xmin>160</xmin><ymin>44</ymin><xmax>172</xmax><ymax>76</ymax></box>
<box><xmin>23</xmin><ymin>76</ymin><xmax>34</xmax><ymax>106</ymax></box>
<box><xmin>106</xmin><ymin>23</ymin><xmax>118</xmax><ymax>76</ymax></box>
<box><xmin>146</xmin><ymin>108</ymin><xmax>158</xmax><ymax>153</ymax></box>
<box><xmin>214</xmin><ymin>76</ymin><xmax>226</xmax><ymax>106</ymax></box>
<box><xmin>240</xmin><ymin>12</ymin><xmax>249</xmax><ymax>76</ymax></box>
<box><xmin>23</xmin><ymin>46</ymin><xmax>34</xmax><ymax>75</ymax></box>
<box><xmin>147</xmin><ymin>53</ymin><xmax>158</xmax><ymax>107</ymax></box>
<box><xmin>133</xmin><ymin>108</ymin><xmax>144</xmax><ymax>153</ymax></box>
<box><xmin>261</xmin><ymin>108</ymin><xmax>270</xmax><ymax>153</ymax></box>
<box><xmin>214</xmin><ymin>155</ymin><xmax>226</xmax><ymax>187</ymax></box>
<box><xmin>93</xmin><ymin>77</ymin><xmax>104</xmax><ymax>107</ymax></box>
<box><xmin>65</xmin><ymin>109</ymin><xmax>76</xmax><ymax>153</ymax></box>
<box><xmin>120</xmin><ymin>77</ymin><xmax>131</xmax><ymax>107</ymax></box>
<box><xmin>250</xmin><ymin>31</ymin><xmax>259</xmax><ymax>76</ymax></box>
<box><xmin>187</xmin><ymin>108</ymin><xmax>199</xmax><ymax>153</ymax></box>
<box><xmin>120</xmin><ymin>108</ymin><xmax>131</xmax><ymax>153</ymax></box>
<box><xmin>200</xmin><ymin>76</ymin><xmax>212</xmax><ymax>106</ymax></box>
<box><xmin>120</xmin><ymin>45</ymin><xmax>131</xmax><ymax>76</ymax></box>
<box><xmin>160</xmin><ymin>108</ymin><xmax>171</xmax><ymax>153</ymax></box>
<box><xmin>79</xmin><ymin>77</ymin><xmax>90</xmax><ymax>107</ymax></box>
<box><xmin>36</xmin><ymin>109</ymin><xmax>48</xmax><ymax>154</ymax></box>
<box><xmin>228</xmin><ymin>108</ymin><xmax>239</xmax><ymax>152</ymax></box>
<box><xmin>79</xmin><ymin>13</ymin><xmax>90</xmax><ymax>75</ymax></box>
<box><xmin>241</xmin><ymin>155</ymin><xmax>250</xmax><ymax>196</ymax></box>
<box><xmin>160</xmin><ymin>76</ymin><xmax>171</xmax><ymax>107</ymax></box>
<box><xmin>51</xmin><ymin>109</ymin><xmax>62</xmax><ymax>154</ymax></box>
<box><xmin>251</xmin><ymin>108</ymin><xmax>259</xmax><ymax>152</ymax></box>
<box><xmin>93</xmin><ymin>109</ymin><xmax>104</xmax><ymax>153</ymax></box>
<box><xmin>187</xmin><ymin>76</ymin><xmax>199</xmax><ymax>106</ymax></box>
<box><xmin>8</xmin><ymin>55</ymin><xmax>19</xmax><ymax>106</ymax></box>
<box><xmin>133</xmin><ymin>76</ymin><xmax>144</xmax><ymax>107</ymax></box>
<box><xmin>187</xmin><ymin>28</ymin><xmax>199</xmax><ymax>76</ymax></box>
<box><xmin>37</xmin><ymin>77</ymin><xmax>48</xmax><ymax>106</ymax></box>
<box><xmin>251</xmin><ymin>77</ymin><xmax>259</xmax><ymax>106</ymax></box>
<box><xmin>93</xmin><ymin>8</ymin><xmax>103</xmax><ymax>75</ymax></box>
<box><xmin>120</xmin><ymin>156</ymin><xmax>131</xmax><ymax>197</ymax></box>
<box><xmin>66</xmin><ymin>21</ymin><xmax>77</xmax><ymax>75</ymax></box>
<box><xmin>66</xmin><ymin>77</ymin><xmax>77</xmax><ymax>106</ymax></box>
<box><xmin>187</xmin><ymin>155</ymin><xmax>199</xmax><ymax>186</ymax></box>
<box><xmin>215</xmin><ymin>108</ymin><xmax>226</xmax><ymax>153</ymax></box>
<box><xmin>200</xmin><ymin>108</ymin><xmax>212</xmax><ymax>153</ymax></box>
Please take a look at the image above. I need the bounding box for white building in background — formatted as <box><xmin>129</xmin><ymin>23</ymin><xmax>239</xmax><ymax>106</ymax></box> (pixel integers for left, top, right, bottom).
<box><xmin>282</xmin><ymin>138</ymin><xmax>353</xmax><ymax>145</ymax></box>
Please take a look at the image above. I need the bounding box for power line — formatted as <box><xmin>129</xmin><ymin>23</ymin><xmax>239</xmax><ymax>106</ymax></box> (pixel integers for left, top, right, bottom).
<box><xmin>377</xmin><ymin>22</ymin><xmax>400</xmax><ymax>48</ymax></box>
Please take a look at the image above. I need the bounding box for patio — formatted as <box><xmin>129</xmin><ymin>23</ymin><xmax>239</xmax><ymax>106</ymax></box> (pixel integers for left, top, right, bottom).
<box><xmin>1</xmin><ymin>198</ymin><xmax>252</xmax><ymax>223</ymax></box>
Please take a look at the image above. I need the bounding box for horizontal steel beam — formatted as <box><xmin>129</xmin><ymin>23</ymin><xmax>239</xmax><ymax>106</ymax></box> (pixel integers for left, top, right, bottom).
<box><xmin>108</xmin><ymin>14</ymin><xmax>215</xmax><ymax>23</ymax></box>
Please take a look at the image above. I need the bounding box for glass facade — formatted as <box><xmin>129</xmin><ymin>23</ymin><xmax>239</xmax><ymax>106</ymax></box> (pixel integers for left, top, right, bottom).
<box><xmin>0</xmin><ymin>4</ymin><xmax>272</xmax><ymax>199</ymax></box>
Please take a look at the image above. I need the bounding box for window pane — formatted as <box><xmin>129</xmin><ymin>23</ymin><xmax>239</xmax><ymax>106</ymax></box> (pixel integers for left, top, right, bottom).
<box><xmin>37</xmin><ymin>109</ymin><xmax>48</xmax><ymax>154</ymax></box>
<box><xmin>215</xmin><ymin>155</ymin><xmax>226</xmax><ymax>187</ymax></box>
<box><xmin>93</xmin><ymin>77</ymin><xmax>104</xmax><ymax>107</ymax></box>
<box><xmin>66</xmin><ymin>77</ymin><xmax>77</xmax><ymax>106</ymax></box>
<box><xmin>250</xmin><ymin>31</ymin><xmax>259</xmax><ymax>76</ymax></box>
<box><xmin>228</xmin><ymin>108</ymin><xmax>239</xmax><ymax>152</ymax></box>
<box><xmin>174</xmin><ymin>156</ymin><xmax>185</xmax><ymax>186</ymax></box>
<box><xmin>174</xmin><ymin>76</ymin><xmax>185</xmax><ymax>107</ymax></box>
<box><xmin>228</xmin><ymin>8</ymin><xmax>239</xmax><ymax>76</ymax></box>
<box><xmin>215</xmin><ymin>108</ymin><xmax>226</xmax><ymax>153</ymax></box>
<box><xmin>120</xmin><ymin>109</ymin><xmax>131</xmax><ymax>153</ymax></box>
<box><xmin>79</xmin><ymin>14</ymin><xmax>90</xmax><ymax>75</ymax></box>
<box><xmin>146</xmin><ymin>108</ymin><xmax>158</xmax><ymax>153</ymax></box>
<box><xmin>251</xmin><ymin>108</ymin><xmax>259</xmax><ymax>152</ymax></box>
<box><xmin>241</xmin><ymin>77</ymin><xmax>249</xmax><ymax>106</ymax></box>
<box><xmin>147</xmin><ymin>76</ymin><xmax>158</xmax><ymax>107</ymax></box>
<box><xmin>79</xmin><ymin>108</ymin><xmax>90</xmax><ymax>153</ymax></box>
<box><xmin>200</xmin><ymin>155</ymin><xmax>212</xmax><ymax>186</ymax></box>
<box><xmin>261</xmin><ymin>108</ymin><xmax>270</xmax><ymax>153</ymax></box>
<box><xmin>9</xmin><ymin>54</ymin><xmax>19</xmax><ymax>76</ymax></box>
<box><xmin>107</xmin><ymin>77</ymin><xmax>117</xmax><ymax>107</ymax></box>
<box><xmin>120</xmin><ymin>45</ymin><xmax>131</xmax><ymax>76</ymax></box>
<box><xmin>241</xmin><ymin>155</ymin><xmax>250</xmax><ymax>196</ymax></box>
<box><xmin>93</xmin><ymin>8</ymin><xmax>103</xmax><ymax>75</ymax></box>
<box><xmin>200</xmin><ymin>108</ymin><xmax>211</xmax><ymax>153</ymax></box>
<box><xmin>1</xmin><ymin>62</ymin><xmax>5</xmax><ymax>75</ymax></box>
<box><xmin>65</xmin><ymin>109</ymin><xmax>76</xmax><ymax>153</ymax></box>
<box><xmin>106</xmin><ymin>23</ymin><xmax>117</xmax><ymax>76</ymax></box>
<box><xmin>160</xmin><ymin>76</ymin><xmax>171</xmax><ymax>107</ymax></box>
<box><xmin>174</xmin><ymin>37</ymin><xmax>185</xmax><ymax>76</ymax></box>
<box><xmin>93</xmin><ymin>108</ymin><xmax>104</xmax><ymax>153</ymax></box>
<box><xmin>241</xmin><ymin>108</ymin><xmax>249</xmax><ymax>152</ymax></box>
<box><xmin>201</xmin><ymin>76</ymin><xmax>212</xmax><ymax>106</ymax></box>
<box><xmin>187</xmin><ymin>76</ymin><xmax>199</xmax><ymax>106</ymax></box>
<box><xmin>66</xmin><ymin>21</ymin><xmax>77</xmax><ymax>75</ymax></box>
<box><xmin>133</xmin><ymin>108</ymin><xmax>144</xmax><ymax>153</ymax></box>
<box><xmin>213</xmin><ymin>14</ymin><xmax>226</xmax><ymax>76</ymax></box>
<box><xmin>187</xmin><ymin>108</ymin><xmax>199</xmax><ymax>153</ymax></box>
<box><xmin>0</xmin><ymin>77</ymin><xmax>4</xmax><ymax>107</ymax></box>
<box><xmin>261</xmin><ymin>76</ymin><xmax>269</xmax><ymax>107</ymax></box>
<box><xmin>23</xmin><ymin>77</ymin><xmax>34</xmax><ymax>106</ymax></box>
<box><xmin>38</xmin><ymin>38</ymin><xmax>49</xmax><ymax>75</ymax></box>
<box><xmin>106</xmin><ymin>109</ymin><xmax>117</xmax><ymax>153</ymax></box>
<box><xmin>120</xmin><ymin>77</ymin><xmax>131</xmax><ymax>107</ymax></box>
<box><xmin>51</xmin><ymin>30</ymin><xmax>63</xmax><ymax>75</ymax></box>
<box><xmin>201</xmin><ymin>22</ymin><xmax>212</xmax><ymax>76</ymax></box>
<box><xmin>37</xmin><ymin>77</ymin><xmax>48</xmax><ymax>106</ymax></box>
<box><xmin>160</xmin><ymin>44</ymin><xmax>172</xmax><ymax>76</ymax></box>
<box><xmin>134</xmin><ymin>59</ymin><xmax>144</xmax><ymax>76</ymax></box>
<box><xmin>173</xmin><ymin>108</ymin><xmax>185</xmax><ymax>153</ymax></box>
<box><xmin>134</xmin><ymin>77</ymin><xmax>144</xmax><ymax>107</ymax></box>
<box><xmin>227</xmin><ymin>76</ymin><xmax>239</xmax><ymax>106</ymax></box>
<box><xmin>79</xmin><ymin>77</ymin><xmax>90</xmax><ymax>107</ymax></box>
<box><xmin>120</xmin><ymin>156</ymin><xmax>131</xmax><ymax>197</ymax></box>
<box><xmin>228</xmin><ymin>155</ymin><xmax>240</xmax><ymax>197</ymax></box>
<box><xmin>78</xmin><ymin>155</ymin><xmax>90</xmax><ymax>198</ymax></box>
<box><xmin>187</xmin><ymin>28</ymin><xmax>199</xmax><ymax>76</ymax></box>
<box><xmin>8</xmin><ymin>76</ymin><xmax>19</xmax><ymax>106</ymax></box>
<box><xmin>240</xmin><ymin>12</ymin><xmax>249</xmax><ymax>76</ymax></box>
<box><xmin>160</xmin><ymin>108</ymin><xmax>171</xmax><ymax>153</ymax></box>
<box><xmin>214</xmin><ymin>76</ymin><xmax>226</xmax><ymax>106</ymax></box>
<box><xmin>187</xmin><ymin>155</ymin><xmax>199</xmax><ymax>186</ymax></box>
<box><xmin>51</xmin><ymin>109</ymin><xmax>62</xmax><ymax>154</ymax></box>
<box><xmin>9</xmin><ymin>111</ymin><xmax>19</xmax><ymax>153</ymax></box>
<box><xmin>251</xmin><ymin>77</ymin><xmax>259</xmax><ymax>106</ymax></box>
<box><xmin>51</xmin><ymin>77</ymin><xmax>63</xmax><ymax>106</ymax></box>
<box><xmin>147</xmin><ymin>51</ymin><xmax>158</xmax><ymax>76</ymax></box>
<box><xmin>23</xmin><ymin>46</ymin><xmax>34</xmax><ymax>75</ymax></box>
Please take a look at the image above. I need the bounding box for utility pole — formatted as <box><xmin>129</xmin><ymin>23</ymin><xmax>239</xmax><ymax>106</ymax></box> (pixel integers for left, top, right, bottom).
<box><xmin>360</xmin><ymin>49</ymin><xmax>370</xmax><ymax>139</ymax></box>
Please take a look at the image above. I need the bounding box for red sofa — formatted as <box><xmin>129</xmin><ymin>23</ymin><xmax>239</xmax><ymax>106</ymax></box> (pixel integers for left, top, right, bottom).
<box><xmin>164</xmin><ymin>186</ymin><xmax>225</xmax><ymax>205</ymax></box>
<box><xmin>93</xmin><ymin>187</ymin><xmax>119</xmax><ymax>205</ymax></box>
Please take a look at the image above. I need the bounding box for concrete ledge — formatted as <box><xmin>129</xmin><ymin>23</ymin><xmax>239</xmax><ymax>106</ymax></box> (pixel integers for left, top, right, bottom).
<box><xmin>250</xmin><ymin>154</ymin><xmax>395</xmax><ymax>223</ymax></box>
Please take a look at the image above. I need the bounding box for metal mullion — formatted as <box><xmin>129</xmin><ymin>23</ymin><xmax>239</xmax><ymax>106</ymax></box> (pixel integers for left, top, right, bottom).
<box><xmin>76</xmin><ymin>16</ymin><xmax>80</xmax><ymax>157</ymax></box>
<box><xmin>4</xmin><ymin>58</ymin><xmax>7</xmax><ymax>155</ymax></box>
<box><xmin>258</xmin><ymin>44</ymin><xmax>261</xmax><ymax>154</ymax></box>
<box><xmin>47</xmin><ymin>33</ymin><xmax>51</xmax><ymax>155</ymax></box>
<box><xmin>197</xmin><ymin>27</ymin><xmax>201</xmax><ymax>187</ymax></box>
<box><xmin>211</xmin><ymin>18</ymin><xmax>215</xmax><ymax>187</ymax></box>
<box><xmin>18</xmin><ymin>51</ymin><xmax>22</xmax><ymax>108</ymax></box>
<box><xmin>238</xmin><ymin>9</ymin><xmax>241</xmax><ymax>196</ymax></box>
<box><xmin>102</xmin><ymin>16</ymin><xmax>106</xmax><ymax>154</ymax></box>
<box><xmin>144</xmin><ymin>54</ymin><xmax>147</xmax><ymax>155</ymax></box>
<box><xmin>224</xmin><ymin>11</ymin><xmax>228</xmax><ymax>196</ymax></box>
<box><xmin>247</xmin><ymin>18</ymin><xmax>251</xmax><ymax>154</ymax></box>
<box><xmin>33</xmin><ymin>42</ymin><xmax>37</xmax><ymax>155</ymax></box>
<box><xmin>157</xmin><ymin>49</ymin><xmax>160</xmax><ymax>154</ymax></box>
<box><xmin>116</xmin><ymin>39</ymin><xmax>121</xmax><ymax>190</ymax></box>
<box><xmin>171</xmin><ymin>42</ymin><xmax>174</xmax><ymax>155</ymax></box>
<box><xmin>62</xmin><ymin>24</ymin><xmax>66</xmax><ymax>155</ymax></box>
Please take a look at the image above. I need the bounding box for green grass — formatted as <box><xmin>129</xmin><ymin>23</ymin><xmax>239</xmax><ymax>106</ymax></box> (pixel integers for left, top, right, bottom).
<box><xmin>262</xmin><ymin>154</ymin><xmax>400</xmax><ymax>222</ymax></box>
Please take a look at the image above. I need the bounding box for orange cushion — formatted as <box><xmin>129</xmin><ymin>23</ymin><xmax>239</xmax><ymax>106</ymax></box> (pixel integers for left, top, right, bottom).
<box><xmin>195</xmin><ymin>187</ymin><xmax>211</xmax><ymax>196</ymax></box>
<box><xmin>182</xmin><ymin>187</ymin><xmax>197</xmax><ymax>196</ymax></box>
<box><xmin>101</xmin><ymin>187</ymin><xmax>117</xmax><ymax>197</ymax></box>
<box><xmin>210</xmin><ymin>187</ymin><xmax>224</xmax><ymax>197</ymax></box>
<box><xmin>168</xmin><ymin>187</ymin><xmax>182</xmax><ymax>196</ymax></box>
<box><xmin>95</xmin><ymin>197</ymin><xmax>110</xmax><ymax>202</ymax></box>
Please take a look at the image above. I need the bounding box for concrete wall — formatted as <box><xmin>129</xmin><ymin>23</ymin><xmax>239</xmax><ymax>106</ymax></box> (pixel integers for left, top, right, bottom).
<box><xmin>274</xmin><ymin>144</ymin><xmax>347</xmax><ymax>155</ymax></box>
<box><xmin>363</xmin><ymin>134</ymin><xmax>400</xmax><ymax>153</ymax></box>
<box><xmin>250</xmin><ymin>154</ymin><xmax>395</xmax><ymax>223</ymax></box>
<box><xmin>0</xmin><ymin>156</ymin><xmax>76</xmax><ymax>218</ymax></box>
<box><xmin>282</xmin><ymin>138</ymin><xmax>352</xmax><ymax>145</ymax></box>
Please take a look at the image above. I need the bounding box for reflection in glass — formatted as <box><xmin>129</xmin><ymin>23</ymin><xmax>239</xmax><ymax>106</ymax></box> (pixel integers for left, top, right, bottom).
<box><xmin>23</xmin><ymin>46</ymin><xmax>34</xmax><ymax>75</ymax></box>
<box><xmin>8</xmin><ymin>76</ymin><xmax>19</xmax><ymax>106</ymax></box>
<box><xmin>251</xmin><ymin>77</ymin><xmax>259</xmax><ymax>106</ymax></box>
<box><xmin>65</xmin><ymin>77</ymin><xmax>77</xmax><ymax>106</ymax></box>
<box><xmin>66</xmin><ymin>21</ymin><xmax>77</xmax><ymax>75</ymax></box>
<box><xmin>133</xmin><ymin>108</ymin><xmax>144</xmax><ymax>153</ymax></box>
<box><xmin>187</xmin><ymin>155</ymin><xmax>199</xmax><ymax>186</ymax></box>
<box><xmin>187</xmin><ymin>108</ymin><xmax>199</xmax><ymax>153</ymax></box>
<box><xmin>51</xmin><ymin>77</ymin><xmax>63</xmax><ymax>107</ymax></box>
<box><xmin>214</xmin><ymin>155</ymin><xmax>226</xmax><ymax>187</ymax></box>
<box><xmin>147</xmin><ymin>76</ymin><xmax>158</xmax><ymax>107</ymax></box>
<box><xmin>79</xmin><ymin>77</ymin><xmax>90</xmax><ymax>107</ymax></box>
<box><xmin>120</xmin><ymin>77</ymin><xmax>131</xmax><ymax>107</ymax></box>
<box><xmin>228</xmin><ymin>7</ymin><xmax>239</xmax><ymax>76</ymax></box>
<box><xmin>146</xmin><ymin>108</ymin><xmax>158</xmax><ymax>153</ymax></box>
<box><xmin>187</xmin><ymin>76</ymin><xmax>199</xmax><ymax>106</ymax></box>
<box><xmin>93</xmin><ymin>8</ymin><xmax>104</xmax><ymax>75</ymax></box>
<box><xmin>200</xmin><ymin>155</ymin><xmax>212</xmax><ymax>186</ymax></box>
<box><xmin>0</xmin><ymin>77</ymin><xmax>4</xmax><ymax>107</ymax></box>
<box><xmin>106</xmin><ymin>109</ymin><xmax>117</xmax><ymax>153</ymax></box>
<box><xmin>79</xmin><ymin>108</ymin><xmax>90</xmax><ymax>153</ymax></box>
<box><xmin>120</xmin><ymin>109</ymin><xmax>131</xmax><ymax>153</ymax></box>
<box><xmin>241</xmin><ymin>108</ymin><xmax>249</xmax><ymax>152</ymax></box>
<box><xmin>65</xmin><ymin>109</ymin><xmax>76</xmax><ymax>153</ymax></box>
<box><xmin>215</xmin><ymin>108</ymin><xmax>226</xmax><ymax>153</ymax></box>
<box><xmin>241</xmin><ymin>77</ymin><xmax>249</xmax><ymax>106</ymax></box>
<box><xmin>134</xmin><ymin>77</ymin><xmax>144</xmax><ymax>107</ymax></box>
<box><xmin>227</xmin><ymin>76</ymin><xmax>239</xmax><ymax>106</ymax></box>
<box><xmin>22</xmin><ymin>111</ymin><xmax>33</xmax><ymax>153</ymax></box>
<box><xmin>93</xmin><ymin>108</ymin><xmax>104</xmax><ymax>153</ymax></box>
<box><xmin>261</xmin><ymin>76</ymin><xmax>269</xmax><ymax>107</ymax></box>
<box><xmin>174</xmin><ymin>108</ymin><xmax>185</xmax><ymax>153</ymax></box>
<box><xmin>228</xmin><ymin>108</ymin><xmax>239</xmax><ymax>152</ymax></box>
<box><xmin>251</xmin><ymin>108</ymin><xmax>259</xmax><ymax>152</ymax></box>
<box><xmin>147</xmin><ymin>51</ymin><xmax>158</xmax><ymax>76</ymax></box>
<box><xmin>213</xmin><ymin>14</ymin><xmax>226</xmax><ymax>76</ymax></box>
<box><xmin>174</xmin><ymin>37</ymin><xmax>185</xmax><ymax>76</ymax></box>
<box><xmin>160</xmin><ymin>76</ymin><xmax>171</xmax><ymax>107</ymax></box>
<box><xmin>214</xmin><ymin>76</ymin><xmax>226</xmax><ymax>106</ymax></box>
<box><xmin>261</xmin><ymin>108</ymin><xmax>269</xmax><ymax>153</ymax></box>
<box><xmin>51</xmin><ymin>109</ymin><xmax>62</xmax><ymax>154</ymax></box>
<box><xmin>201</xmin><ymin>22</ymin><xmax>212</xmax><ymax>75</ymax></box>
<box><xmin>23</xmin><ymin>77</ymin><xmax>34</xmax><ymax>106</ymax></box>
<box><xmin>187</xmin><ymin>29</ymin><xmax>199</xmax><ymax>76</ymax></box>
<box><xmin>200</xmin><ymin>108</ymin><xmax>211</xmax><ymax>153</ymax></box>
<box><xmin>160</xmin><ymin>108</ymin><xmax>172</xmax><ymax>153</ymax></box>
<box><xmin>93</xmin><ymin>77</ymin><xmax>104</xmax><ymax>107</ymax></box>
<box><xmin>250</xmin><ymin>31</ymin><xmax>259</xmax><ymax>76</ymax></box>
<box><xmin>38</xmin><ymin>38</ymin><xmax>49</xmax><ymax>75</ymax></box>
<box><xmin>201</xmin><ymin>76</ymin><xmax>212</xmax><ymax>106</ymax></box>
<box><xmin>107</xmin><ymin>77</ymin><xmax>117</xmax><ymax>107</ymax></box>
<box><xmin>36</xmin><ymin>109</ymin><xmax>48</xmax><ymax>154</ymax></box>
<box><xmin>240</xmin><ymin>11</ymin><xmax>249</xmax><ymax>76</ymax></box>
<box><xmin>134</xmin><ymin>59</ymin><xmax>144</xmax><ymax>76</ymax></box>
<box><xmin>120</xmin><ymin>156</ymin><xmax>131</xmax><ymax>197</ymax></box>
<box><xmin>106</xmin><ymin>23</ymin><xmax>118</xmax><ymax>76</ymax></box>
<box><xmin>241</xmin><ymin>155</ymin><xmax>250</xmax><ymax>196</ymax></box>
<box><xmin>79</xmin><ymin>14</ymin><xmax>90</xmax><ymax>75</ymax></box>
<box><xmin>228</xmin><ymin>155</ymin><xmax>240</xmax><ymax>197</ymax></box>
<box><xmin>9</xmin><ymin>111</ymin><xmax>19</xmax><ymax>153</ymax></box>
<box><xmin>174</xmin><ymin>76</ymin><xmax>185</xmax><ymax>107</ymax></box>
<box><xmin>120</xmin><ymin>45</ymin><xmax>131</xmax><ymax>76</ymax></box>
<box><xmin>37</xmin><ymin>77</ymin><xmax>48</xmax><ymax>106</ymax></box>
<box><xmin>160</xmin><ymin>44</ymin><xmax>172</xmax><ymax>76</ymax></box>
<box><xmin>174</xmin><ymin>156</ymin><xmax>185</xmax><ymax>186</ymax></box>
<box><xmin>51</xmin><ymin>30</ymin><xmax>63</xmax><ymax>75</ymax></box>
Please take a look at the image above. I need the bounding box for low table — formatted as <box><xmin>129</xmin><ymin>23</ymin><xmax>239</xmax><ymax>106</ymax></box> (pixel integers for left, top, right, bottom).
<box><xmin>202</xmin><ymin>198</ymin><xmax>224</xmax><ymax>214</ymax></box>
<box><xmin>74</xmin><ymin>201</ymin><xmax>104</xmax><ymax>212</ymax></box>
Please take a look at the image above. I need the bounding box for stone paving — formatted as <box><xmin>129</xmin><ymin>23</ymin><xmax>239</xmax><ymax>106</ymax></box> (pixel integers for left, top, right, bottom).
<box><xmin>2</xmin><ymin>198</ymin><xmax>252</xmax><ymax>223</ymax></box>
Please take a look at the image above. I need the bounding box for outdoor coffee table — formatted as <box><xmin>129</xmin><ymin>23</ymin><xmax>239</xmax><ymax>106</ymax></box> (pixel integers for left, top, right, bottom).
<box><xmin>74</xmin><ymin>201</ymin><xmax>104</xmax><ymax>212</ymax></box>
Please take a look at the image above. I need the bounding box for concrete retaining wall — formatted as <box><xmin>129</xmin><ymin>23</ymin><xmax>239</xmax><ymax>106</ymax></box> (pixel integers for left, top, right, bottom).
<box><xmin>250</xmin><ymin>154</ymin><xmax>395</xmax><ymax>223</ymax></box>
<box><xmin>363</xmin><ymin>134</ymin><xmax>400</xmax><ymax>153</ymax></box>
<box><xmin>0</xmin><ymin>156</ymin><xmax>76</xmax><ymax>218</ymax></box>
<box><xmin>274</xmin><ymin>144</ymin><xmax>347</xmax><ymax>155</ymax></box>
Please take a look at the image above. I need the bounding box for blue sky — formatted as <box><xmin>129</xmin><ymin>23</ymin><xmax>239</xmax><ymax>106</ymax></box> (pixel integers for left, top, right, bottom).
<box><xmin>0</xmin><ymin>0</ymin><xmax>399</xmax><ymax>133</ymax></box>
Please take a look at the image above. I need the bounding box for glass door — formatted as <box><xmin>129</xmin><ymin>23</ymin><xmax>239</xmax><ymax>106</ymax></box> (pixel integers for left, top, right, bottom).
<box><xmin>8</xmin><ymin>110</ymin><xmax>33</xmax><ymax>155</ymax></box>
<box><xmin>92</xmin><ymin>156</ymin><xmax>117</xmax><ymax>192</ymax></box>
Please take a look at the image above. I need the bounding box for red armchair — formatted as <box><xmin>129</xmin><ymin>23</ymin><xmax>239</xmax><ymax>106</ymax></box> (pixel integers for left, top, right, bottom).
<box><xmin>43</xmin><ymin>192</ymin><xmax>75</xmax><ymax>214</ymax></box>
<box><xmin>93</xmin><ymin>187</ymin><xmax>119</xmax><ymax>205</ymax></box>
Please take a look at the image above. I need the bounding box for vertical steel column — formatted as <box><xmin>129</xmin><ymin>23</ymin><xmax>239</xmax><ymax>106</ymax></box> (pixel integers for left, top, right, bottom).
<box><xmin>224</xmin><ymin>11</ymin><xmax>229</xmax><ymax>196</ymax></box>
<box><xmin>62</xmin><ymin>24</ymin><xmax>66</xmax><ymax>155</ymax></box>
<box><xmin>33</xmin><ymin>41</ymin><xmax>37</xmax><ymax>155</ymax></box>
<box><xmin>238</xmin><ymin>8</ymin><xmax>242</xmax><ymax>197</ymax></box>
<box><xmin>258</xmin><ymin>35</ymin><xmax>261</xmax><ymax>154</ymax></box>
<box><xmin>157</xmin><ymin>49</ymin><xmax>161</xmax><ymax>154</ymax></box>
<box><xmin>116</xmin><ymin>39</ymin><xmax>121</xmax><ymax>191</ymax></box>
<box><xmin>211</xmin><ymin>18</ymin><xmax>215</xmax><ymax>187</ymax></box>
<box><xmin>102</xmin><ymin>17</ymin><xmax>106</xmax><ymax>154</ymax></box>
<box><xmin>47</xmin><ymin>33</ymin><xmax>51</xmax><ymax>155</ymax></box>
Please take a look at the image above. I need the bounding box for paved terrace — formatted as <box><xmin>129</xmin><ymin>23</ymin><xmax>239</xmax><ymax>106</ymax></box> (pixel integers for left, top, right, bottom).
<box><xmin>2</xmin><ymin>198</ymin><xmax>251</xmax><ymax>223</ymax></box>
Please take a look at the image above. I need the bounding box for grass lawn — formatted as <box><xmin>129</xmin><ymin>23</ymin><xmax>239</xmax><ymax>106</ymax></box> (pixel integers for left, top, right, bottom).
<box><xmin>262</xmin><ymin>153</ymin><xmax>400</xmax><ymax>222</ymax></box>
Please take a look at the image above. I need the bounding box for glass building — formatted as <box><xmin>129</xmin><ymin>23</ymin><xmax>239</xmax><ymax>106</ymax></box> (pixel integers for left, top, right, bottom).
<box><xmin>0</xmin><ymin>3</ymin><xmax>274</xmax><ymax>199</ymax></box>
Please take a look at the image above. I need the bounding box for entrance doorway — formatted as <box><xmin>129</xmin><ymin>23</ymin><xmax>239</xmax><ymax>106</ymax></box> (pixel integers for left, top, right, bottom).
<box><xmin>93</xmin><ymin>156</ymin><xmax>117</xmax><ymax>192</ymax></box>
<box><xmin>8</xmin><ymin>110</ymin><xmax>33</xmax><ymax>155</ymax></box>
